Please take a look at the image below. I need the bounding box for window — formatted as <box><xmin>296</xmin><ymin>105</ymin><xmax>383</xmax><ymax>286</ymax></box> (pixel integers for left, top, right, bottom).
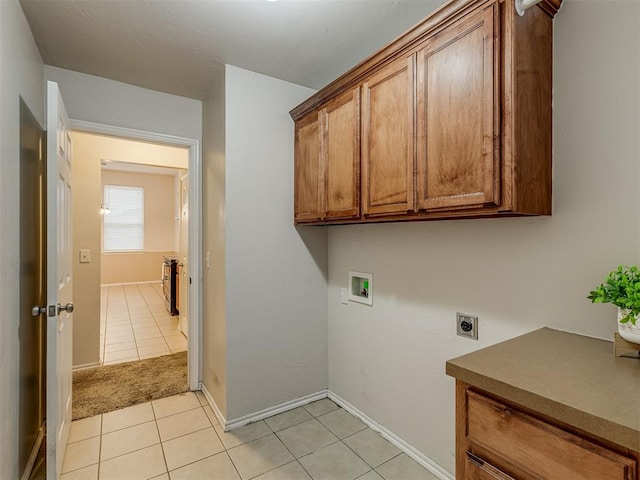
<box><xmin>103</xmin><ymin>185</ymin><xmax>144</xmax><ymax>251</ymax></box>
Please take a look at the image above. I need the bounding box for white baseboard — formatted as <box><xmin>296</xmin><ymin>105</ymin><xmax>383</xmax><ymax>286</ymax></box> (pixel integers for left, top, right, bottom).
<box><xmin>101</xmin><ymin>280</ymin><xmax>161</xmax><ymax>287</ymax></box>
<box><xmin>196</xmin><ymin>385</ymin><xmax>453</xmax><ymax>479</ymax></box>
<box><xmin>198</xmin><ymin>384</ymin><xmax>328</xmax><ymax>432</ymax></box>
<box><xmin>73</xmin><ymin>362</ymin><xmax>100</xmax><ymax>371</ymax></box>
<box><xmin>224</xmin><ymin>390</ymin><xmax>328</xmax><ymax>432</ymax></box>
<box><xmin>200</xmin><ymin>383</ymin><xmax>227</xmax><ymax>428</ymax></box>
<box><xmin>328</xmin><ymin>391</ymin><xmax>454</xmax><ymax>480</ymax></box>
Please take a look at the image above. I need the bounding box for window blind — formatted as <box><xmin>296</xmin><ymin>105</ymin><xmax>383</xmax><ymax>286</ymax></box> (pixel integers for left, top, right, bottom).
<box><xmin>103</xmin><ymin>185</ymin><xmax>144</xmax><ymax>251</ymax></box>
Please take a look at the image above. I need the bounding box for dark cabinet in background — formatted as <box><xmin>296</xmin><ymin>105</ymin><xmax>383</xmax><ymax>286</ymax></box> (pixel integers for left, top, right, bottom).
<box><xmin>162</xmin><ymin>257</ymin><xmax>178</xmax><ymax>316</ymax></box>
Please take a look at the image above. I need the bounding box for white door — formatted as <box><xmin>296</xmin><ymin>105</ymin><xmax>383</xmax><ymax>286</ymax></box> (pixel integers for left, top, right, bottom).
<box><xmin>179</xmin><ymin>173</ymin><xmax>189</xmax><ymax>336</ymax></box>
<box><xmin>46</xmin><ymin>81</ymin><xmax>74</xmax><ymax>479</ymax></box>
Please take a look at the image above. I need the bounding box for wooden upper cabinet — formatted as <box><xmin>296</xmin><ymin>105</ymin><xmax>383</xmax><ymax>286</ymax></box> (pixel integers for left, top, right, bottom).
<box><xmin>362</xmin><ymin>55</ymin><xmax>415</xmax><ymax>216</ymax></box>
<box><xmin>323</xmin><ymin>88</ymin><xmax>360</xmax><ymax>219</ymax></box>
<box><xmin>294</xmin><ymin>111</ymin><xmax>322</xmax><ymax>222</ymax></box>
<box><xmin>290</xmin><ymin>0</ymin><xmax>561</xmax><ymax>225</ymax></box>
<box><xmin>294</xmin><ymin>89</ymin><xmax>360</xmax><ymax>223</ymax></box>
<box><xmin>417</xmin><ymin>5</ymin><xmax>499</xmax><ymax>212</ymax></box>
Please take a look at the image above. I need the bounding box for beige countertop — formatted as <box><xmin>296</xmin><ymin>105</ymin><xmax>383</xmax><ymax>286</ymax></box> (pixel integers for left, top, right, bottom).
<box><xmin>446</xmin><ymin>327</ymin><xmax>640</xmax><ymax>452</ymax></box>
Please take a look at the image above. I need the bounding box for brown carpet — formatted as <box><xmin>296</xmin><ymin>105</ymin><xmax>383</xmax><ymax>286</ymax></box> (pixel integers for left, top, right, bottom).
<box><xmin>72</xmin><ymin>351</ymin><xmax>188</xmax><ymax>420</ymax></box>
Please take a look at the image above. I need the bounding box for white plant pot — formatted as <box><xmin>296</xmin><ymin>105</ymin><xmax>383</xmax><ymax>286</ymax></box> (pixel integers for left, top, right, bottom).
<box><xmin>617</xmin><ymin>308</ymin><xmax>640</xmax><ymax>345</ymax></box>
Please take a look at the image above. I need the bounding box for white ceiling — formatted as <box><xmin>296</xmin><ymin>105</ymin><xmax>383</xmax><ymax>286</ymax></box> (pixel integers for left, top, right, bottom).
<box><xmin>19</xmin><ymin>0</ymin><xmax>444</xmax><ymax>100</ymax></box>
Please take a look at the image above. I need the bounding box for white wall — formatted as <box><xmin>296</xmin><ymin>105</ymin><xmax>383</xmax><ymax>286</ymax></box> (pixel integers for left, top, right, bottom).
<box><xmin>224</xmin><ymin>66</ymin><xmax>328</xmax><ymax>419</ymax></box>
<box><xmin>102</xmin><ymin>169</ymin><xmax>178</xmax><ymax>252</ymax></box>
<box><xmin>202</xmin><ymin>65</ymin><xmax>329</xmax><ymax>420</ymax></box>
<box><xmin>44</xmin><ymin>66</ymin><xmax>202</xmax><ymax>141</ymax></box>
<box><xmin>327</xmin><ymin>0</ymin><xmax>640</xmax><ymax>475</ymax></box>
<box><xmin>202</xmin><ymin>67</ymin><xmax>228</xmax><ymax>415</ymax></box>
<box><xmin>0</xmin><ymin>1</ymin><xmax>44</xmax><ymax>477</ymax></box>
<box><xmin>101</xmin><ymin>169</ymin><xmax>179</xmax><ymax>284</ymax></box>
<box><xmin>70</xmin><ymin>132</ymin><xmax>103</xmax><ymax>367</ymax></box>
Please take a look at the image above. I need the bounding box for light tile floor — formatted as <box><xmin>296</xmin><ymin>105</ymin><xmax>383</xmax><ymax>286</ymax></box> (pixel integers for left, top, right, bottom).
<box><xmin>63</xmin><ymin>393</ymin><xmax>439</xmax><ymax>480</ymax></box>
<box><xmin>100</xmin><ymin>283</ymin><xmax>187</xmax><ymax>365</ymax></box>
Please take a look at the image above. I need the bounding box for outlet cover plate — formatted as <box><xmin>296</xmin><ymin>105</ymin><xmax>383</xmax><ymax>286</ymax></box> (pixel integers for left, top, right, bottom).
<box><xmin>457</xmin><ymin>312</ymin><xmax>478</xmax><ymax>340</ymax></box>
<box><xmin>79</xmin><ymin>249</ymin><xmax>91</xmax><ymax>263</ymax></box>
<box><xmin>340</xmin><ymin>288</ymin><xmax>349</xmax><ymax>305</ymax></box>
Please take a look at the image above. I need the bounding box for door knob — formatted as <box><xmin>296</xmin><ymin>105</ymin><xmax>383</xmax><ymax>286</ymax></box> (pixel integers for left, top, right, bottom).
<box><xmin>32</xmin><ymin>306</ymin><xmax>46</xmax><ymax>317</ymax></box>
<box><xmin>57</xmin><ymin>303</ymin><xmax>74</xmax><ymax>314</ymax></box>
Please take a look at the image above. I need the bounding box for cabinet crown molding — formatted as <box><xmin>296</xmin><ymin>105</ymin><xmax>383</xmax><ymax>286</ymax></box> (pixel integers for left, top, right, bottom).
<box><xmin>290</xmin><ymin>0</ymin><xmax>562</xmax><ymax>122</ymax></box>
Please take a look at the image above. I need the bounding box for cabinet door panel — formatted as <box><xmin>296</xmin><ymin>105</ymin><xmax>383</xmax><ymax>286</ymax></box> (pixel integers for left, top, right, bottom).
<box><xmin>417</xmin><ymin>6</ymin><xmax>499</xmax><ymax>211</ymax></box>
<box><xmin>324</xmin><ymin>88</ymin><xmax>360</xmax><ymax>219</ymax></box>
<box><xmin>362</xmin><ymin>56</ymin><xmax>415</xmax><ymax>216</ymax></box>
<box><xmin>294</xmin><ymin>112</ymin><xmax>322</xmax><ymax>222</ymax></box>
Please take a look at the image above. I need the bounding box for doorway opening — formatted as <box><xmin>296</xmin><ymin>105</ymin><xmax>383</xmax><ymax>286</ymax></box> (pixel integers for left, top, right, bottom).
<box><xmin>68</xmin><ymin>122</ymin><xmax>201</xmax><ymax>395</ymax></box>
<box><xmin>99</xmin><ymin>159</ymin><xmax>188</xmax><ymax>366</ymax></box>
<box><xmin>68</xmin><ymin>130</ymin><xmax>196</xmax><ymax>416</ymax></box>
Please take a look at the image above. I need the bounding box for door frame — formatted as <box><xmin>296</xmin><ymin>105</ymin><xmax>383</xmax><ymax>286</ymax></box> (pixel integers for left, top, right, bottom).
<box><xmin>178</xmin><ymin>171</ymin><xmax>189</xmax><ymax>337</ymax></box>
<box><xmin>69</xmin><ymin>119</ymin><xmax>202</xmax><ymax>389</ymax></box>
<box><xmin>19</xmin><ymin>97</ymin><xmax>47</xmax><ymax>480</ymax></box>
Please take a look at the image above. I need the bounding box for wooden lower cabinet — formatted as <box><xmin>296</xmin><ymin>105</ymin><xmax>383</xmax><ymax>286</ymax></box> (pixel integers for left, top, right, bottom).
<box><xmin>456</xmin><ymin>382</ymin><xmax>638</xmax><ymax>480</ymax></box>
<box><xmin>465</xmin><ymin>452</ymin><xmax>516</xmax><ymax>480</ymax></box>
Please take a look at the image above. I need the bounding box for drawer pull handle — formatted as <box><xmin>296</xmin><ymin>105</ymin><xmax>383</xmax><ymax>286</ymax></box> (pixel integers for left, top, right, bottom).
<box><xmin>467</xmin><ymin>452</ymin><xmax>516</xmax><ymax>480</ymax></box>
<box><xmin>491</xmin><ymin>405</ymin><xmax>512</xmax><ymax>416</ymax></box>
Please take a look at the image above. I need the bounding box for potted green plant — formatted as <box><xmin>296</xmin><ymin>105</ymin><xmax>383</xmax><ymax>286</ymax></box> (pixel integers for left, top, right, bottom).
<box><xmin>588</xmin><ymin>265</ymin><xmax>640</xmax><ymax>344</ymax></box>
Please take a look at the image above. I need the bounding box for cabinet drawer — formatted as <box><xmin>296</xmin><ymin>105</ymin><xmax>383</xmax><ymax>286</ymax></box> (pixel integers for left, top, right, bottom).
<box><xmin>466</xmin><ymin>391</ymin><xmax>636</xmax><ymax>480</ymax></box>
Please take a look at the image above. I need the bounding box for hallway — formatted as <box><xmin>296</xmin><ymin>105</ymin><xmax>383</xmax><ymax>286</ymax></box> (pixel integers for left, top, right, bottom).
<box><xmin>100</xmin><ymin>283</ymin><xmax>187</xmax><ymax>365</ymax></box>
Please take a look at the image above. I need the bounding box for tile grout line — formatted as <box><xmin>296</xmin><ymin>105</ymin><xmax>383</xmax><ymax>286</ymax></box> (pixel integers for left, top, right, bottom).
<box><xmin>99</xmin><ymin>440</ymin><xmax>164</xmax><ymax>470</ymax></box>
<box><xmin>248</xmin><ymin>403</ymin><xmax>370</xmax><ymax>480</ymax></box>
<box><xmin>126</xmin><ymin>284</ymin><xmax>142</xmax><ymax>363</ymax></box>
<box><xmin>301</xmin><ymin>402</ymin><xmax>383</xmax><ymax>479</ymax></box>
<box><xmin>69</xmin><ymin>395</ymin><xmax>419</xmax><ymax>480</ymax></box>
<box><xmin>355</xmin><ymin>469</ymin><xmax>378</xmax><ymax>480</ymax></box>
<box><xmin>97</xmin><ymin>414</ymin><xmax>103</xmax><ymax>479</ymax></box>
<box><xmin>263</xmin><ymin>408</ymin><xmax>334</xmax><ymax>480</ymax></box>
<box><xmin>141</xmin><ymin>281</ymin><xmax>185</xmax><ymax>357</ymax></box>
<box><xmin>101</xmin><ymin>286</ymin><xmax>108</xmax><ymax>365</ymax></box>
<box><xmin>263</xmin><ymin>417</ymin><xmax>296</xmax><ymax>477</ymax></box>
<box><xmin>101</xmin><ymin>285</ymin><xmax>117</xmax><ymax>365</ymax></box>
<box><xmin>103</xmin><ymin>284</ymin><xmax>137</xmax><ymax>366</ymax></box>
<box><xmin>103</xmin><ymin>281</ymin><xmax>182</xmax><ymax>365</ymax></box>
<box><xmin>153</xmin><ymin>404</ymin><xmax>171</xmax><ymax>479</ymax></box>
<box><xmin>373</xmin><ymin>452</ymin><xmax>404</xmax><ymax>477</ymax></box>
<box><xmin>222</xmin><ymin>418</ymin><xmax>272</xmax><ymax>480</ymax></box>
<box><xmin>133</xmin><ymin>284</ymin><xmax>161</xmax><ymax>359</ymax></box>
<box><xmin>340</xmin><ymin>431</ymin><xmax>393</xmax><ymax>472</ymax></box>
<box><xmin>158</xmin><ymin>402</ymin><xmax>232</xmax><ymax>477</ymax></box>
<box><xmin>225</xmin><ymin>448</ymin><xmax>244</xmax><ymax>480</ymax></box>
<box><xmin>142</xmin><ymin>282</ymin><xmax>173</xmax><ymax>355</ymax></box>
